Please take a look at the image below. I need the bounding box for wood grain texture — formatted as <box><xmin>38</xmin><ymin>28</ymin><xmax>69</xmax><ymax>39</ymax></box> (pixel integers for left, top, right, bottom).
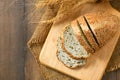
<box><xmin>117</xmin><ymin>69</ymin><xmax>120</xmax><ymax>80</ymax></box>
<box><xmin>0</xmin><ymin>0</ymin><xmax>26</xmax><ymax>80</ymax></box>
<box><xmin>25</xmin><ymin>0</ymin><xmax>46</xmax><ymax>80</ymax></box>
<box><xmin>39</xmin><ymin>21</ymin><xmax>120</xmax><ymax>80</ymax></box>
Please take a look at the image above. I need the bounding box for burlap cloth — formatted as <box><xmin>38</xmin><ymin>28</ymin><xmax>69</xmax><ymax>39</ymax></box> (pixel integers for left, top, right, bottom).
<box><xmin>27</xmin><ymin>0</ymin><xmax>120</xmax><ymax>79</ymax></box>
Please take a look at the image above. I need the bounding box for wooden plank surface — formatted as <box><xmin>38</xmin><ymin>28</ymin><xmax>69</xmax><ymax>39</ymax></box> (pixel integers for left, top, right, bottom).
<box><xmin>0</xmin><ymin>0</ymin><xmax>26</xmax><ymax>80</ymax></box>
<box><xmin>25</xmin><ymin>0</ymin><xmax>46</xmax><ymax>80</ymax></box>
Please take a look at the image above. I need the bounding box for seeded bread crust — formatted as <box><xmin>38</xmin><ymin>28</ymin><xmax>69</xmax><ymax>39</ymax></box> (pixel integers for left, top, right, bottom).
<box><xmin>84</xmin><ymin>12</ymin><xmax>119</xmax><ymax>47</ymax></box>
<box><xmin>57</xmin><ymin>37</ymin><xmax>86</xmax><ymax>68</ymax></box>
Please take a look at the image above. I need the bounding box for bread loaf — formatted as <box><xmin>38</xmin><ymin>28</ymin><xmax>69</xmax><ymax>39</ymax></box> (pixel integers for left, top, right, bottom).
<box><xmin>71</xmin><ymin>12</ymin><xmax>119</xmax><ymax>52</ymax></box>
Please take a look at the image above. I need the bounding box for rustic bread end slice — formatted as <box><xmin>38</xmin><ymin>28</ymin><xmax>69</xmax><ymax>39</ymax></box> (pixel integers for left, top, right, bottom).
<box><xmin>57</xmin><ymin>37</ymin><xmax>86</xmax><ymax>68</ymax></box>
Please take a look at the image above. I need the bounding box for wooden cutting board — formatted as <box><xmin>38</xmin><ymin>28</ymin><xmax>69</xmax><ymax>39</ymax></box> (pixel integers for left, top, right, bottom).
<box><xmin>39</xmin><ymin>22</ymin><xmax>120</xmax><ymax>80</ymax></box>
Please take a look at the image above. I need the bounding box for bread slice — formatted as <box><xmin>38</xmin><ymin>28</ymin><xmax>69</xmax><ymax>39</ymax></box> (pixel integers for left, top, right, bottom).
<box><xmin>62</xmin><ymin>25</ymin><xmax>90</xmax><ymax>59</ymax></box>
<box><xmin>57</xmin><ymin>37</ymin><xmax>86</xmax><ymax>68</ymax></box>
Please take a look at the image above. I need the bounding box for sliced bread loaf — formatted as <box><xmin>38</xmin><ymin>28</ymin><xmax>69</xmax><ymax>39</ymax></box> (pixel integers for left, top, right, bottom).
<box><xmin>70</xmin><ymin>12</ymin><xmax>119</xmax><ymax>54</ymax></box>
<box><xmin>57</xmin><ymin>37</ymin><xmax>86</xmax><ymax>68</ymax></box>
<box><xmin>56</xmin><ymin>12</ymin><xmax>119</xmax><ymax>68</ymax></box>
<box><xmin>62</xmin><ymin>25</ymin><xmax>90</xmax><ymax>59</ymax></box>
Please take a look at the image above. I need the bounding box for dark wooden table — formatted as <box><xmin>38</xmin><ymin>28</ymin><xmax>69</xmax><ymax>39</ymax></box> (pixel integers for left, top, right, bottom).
<box><xmin>0</xmin><ymin>0</ymin><xmax>120</xmax><ymax>80</ymax></box>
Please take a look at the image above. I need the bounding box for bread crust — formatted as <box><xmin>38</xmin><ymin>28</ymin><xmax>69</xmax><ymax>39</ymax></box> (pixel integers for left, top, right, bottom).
<box><xmin>83</xmin><ymin>12</ymin><xmax>119</xmax><ymax>47</ymax></box>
